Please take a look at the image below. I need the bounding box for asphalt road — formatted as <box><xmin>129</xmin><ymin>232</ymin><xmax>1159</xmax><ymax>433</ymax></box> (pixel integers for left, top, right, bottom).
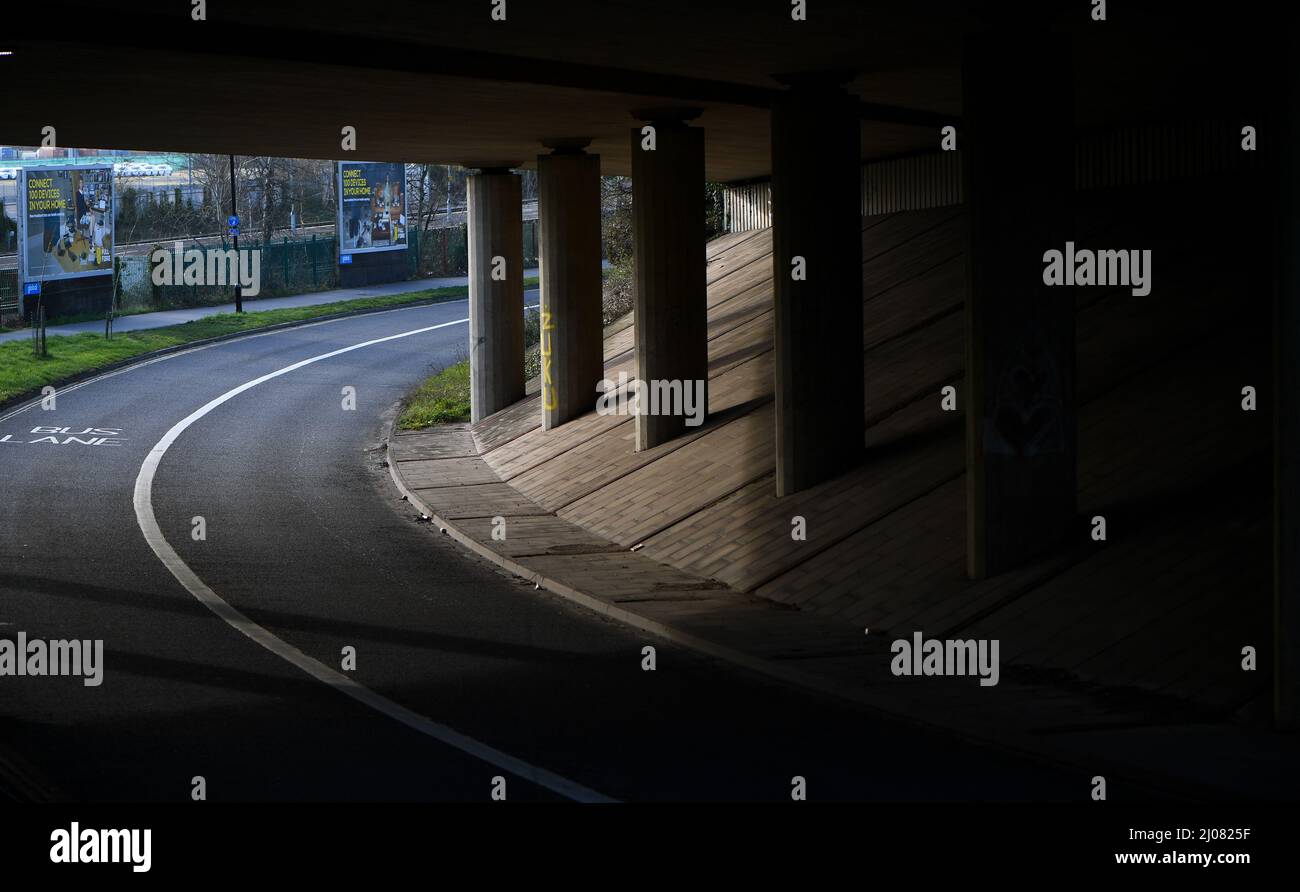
<box><xmin>0</xmin><ymin>302</ymin><xmax>1093</xmax><ymax>802</ymax></box>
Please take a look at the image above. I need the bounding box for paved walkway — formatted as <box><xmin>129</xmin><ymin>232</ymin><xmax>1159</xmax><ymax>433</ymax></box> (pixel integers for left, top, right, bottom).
<box><xmin>0</xmin><ymin>269</ymin><xmax>541</xmax><ymax>344</ymax></box>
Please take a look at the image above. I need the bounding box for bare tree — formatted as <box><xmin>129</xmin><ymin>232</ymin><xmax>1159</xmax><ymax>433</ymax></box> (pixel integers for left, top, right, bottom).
<box><xmin>182</xmin><ymin>153</ymin><xmax>332</xmax><ymax>245</ymax></box>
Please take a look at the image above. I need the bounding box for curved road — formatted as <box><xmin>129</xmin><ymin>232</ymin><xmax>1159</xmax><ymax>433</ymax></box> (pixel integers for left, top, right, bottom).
<box><xmin>0</xmin><ymin>301</ymin><xmax>1089</xmax><ymax>802</ymax></box>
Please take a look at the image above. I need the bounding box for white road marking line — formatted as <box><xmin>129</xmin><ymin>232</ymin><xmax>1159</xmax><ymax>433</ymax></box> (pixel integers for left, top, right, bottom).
<box><xmin>132</xmin><ymin>316</ymin><xmax>614</xmax><ymax>804</ymax></box>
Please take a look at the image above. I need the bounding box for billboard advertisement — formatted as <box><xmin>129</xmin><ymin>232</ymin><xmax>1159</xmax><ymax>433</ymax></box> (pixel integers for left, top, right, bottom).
<box><xmin>336</xmin><ymin>161</ymin><xmax>407</xmax><ymax>256</ymax></box>
<box><xmin>19</xmin><ymin>164</ymin><xmax>115</xmax><ymax>284</ymax></box>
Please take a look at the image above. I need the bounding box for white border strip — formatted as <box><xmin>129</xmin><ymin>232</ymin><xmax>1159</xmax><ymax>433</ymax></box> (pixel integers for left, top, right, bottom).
<box><xmin>132</xmin><ymin>317</ymin><xmax>613</xmax><ymax>803</ymax></box>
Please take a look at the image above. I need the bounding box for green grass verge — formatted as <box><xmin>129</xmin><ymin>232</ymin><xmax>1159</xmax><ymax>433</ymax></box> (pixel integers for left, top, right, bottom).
<box><xmin>0</xmin><ymin>285</ymin><xmax>471</xmax><ymax>405</ymax></box>
<box><xmin>397</xmin><ymin>360</ymin><xmax>471</xmax><ymax>429</ymax></box>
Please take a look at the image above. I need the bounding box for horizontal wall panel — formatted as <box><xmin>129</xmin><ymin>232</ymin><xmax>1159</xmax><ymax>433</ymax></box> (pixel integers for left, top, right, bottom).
<box><xmin>721</xmin><ymin>120</ymin><xmax>1249</xmax><ymax>233</ymax></box>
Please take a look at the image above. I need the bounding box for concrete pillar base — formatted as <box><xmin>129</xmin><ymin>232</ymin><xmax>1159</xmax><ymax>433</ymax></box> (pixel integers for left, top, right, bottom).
<box><xmin>1274</xmin><ymin>21</ymin><xmax>1300</xmax><ymax>729</ymax></box>
<box><xmin>468</xmin><ymin>169</ymin><xmax>525</xmax><ymax>424</ymax></box>
<box><xmin>771</xmin><ymin>77</ymin><xmax>864</xmax><ymax>497</ymax></box>
<box><xmin>963</xmin><ymin>29</ymin><xmax>1076</xmax><ymax>579</ymax></box>
<box><xmin>538</xmin><ymin>144</ymin><xmax>604</xmax><ymax>430</ymax></box>
<box><xmin>630</xmin><ymin>111</ymin><xmax>708</xmax><ymax>451</ymax></box>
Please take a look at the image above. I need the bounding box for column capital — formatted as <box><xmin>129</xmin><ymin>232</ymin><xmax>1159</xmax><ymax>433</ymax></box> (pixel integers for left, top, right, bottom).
<box><xmin>770</xmin><ymin>70</ymin><xmax>857</xmax><ymax>91</ymax></box>
<box><xmin>463</xmin><ymin>163</ymin><xmax>522</xmax><ymax>175</ymax></box>
<box><xmin>629</xmin><ymin>107</ymin><xmax>702</xmax><ymax>126</ymax></box>
<box><xmin>540</xmin><ymin>137</ymin><xmax>592</xmax><ymax>155</ymax></box>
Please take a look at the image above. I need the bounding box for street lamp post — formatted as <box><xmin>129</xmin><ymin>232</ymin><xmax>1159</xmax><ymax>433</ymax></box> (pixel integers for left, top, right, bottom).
<box><xmin>229</xmin><ymin>154</ymin><xmax>242</xmax><ymax>313</ymax></box>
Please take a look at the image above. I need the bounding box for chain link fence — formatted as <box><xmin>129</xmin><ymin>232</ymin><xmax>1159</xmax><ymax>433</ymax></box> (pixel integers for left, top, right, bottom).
<box><xmin>118</xmin><ymin>233</ymin><xmax>339</xmax><ymax>311</ymax></box>
<box><xmin>407</xmin><ymin>219</ymin><xmax>536</xmax><ymax>279</ymax></box>
<box><xmin>0</xmin><ymin>268</ymin><xmax>19</xmax><ymax>324</ymax></box>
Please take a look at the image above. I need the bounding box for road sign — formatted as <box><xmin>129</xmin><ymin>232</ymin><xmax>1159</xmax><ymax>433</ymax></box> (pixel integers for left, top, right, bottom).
<box><xmin>340</xmin><ymin>254</ymin><xmax>353</xmax><ymax>265</ymax></box>
<box><xmin>23</xmin><ymin>282</ymin><xmax>41</xmax><ymax>297</ymax></box>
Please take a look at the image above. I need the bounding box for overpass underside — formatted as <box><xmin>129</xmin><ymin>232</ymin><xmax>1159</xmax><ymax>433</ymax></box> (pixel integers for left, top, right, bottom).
<box><xmin>7</xmin><ymin>1</ymin><xmax>1296</xmax><ymax>730</ymax></box>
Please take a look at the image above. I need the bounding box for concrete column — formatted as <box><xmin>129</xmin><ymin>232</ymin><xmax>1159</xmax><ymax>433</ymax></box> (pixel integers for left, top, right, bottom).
<box><xmin>537</xmin><ymin>141</ymin><xmax>604</xmax><ymax>429</ymax></box>
<box><xmin>963</xmin><ymin>29</ymin><xmax>1075</xmax><ymax>579</ymax></box>
<box><xmin>1275</xmin><ymin>22</ymin><xmax>1300</xmax><ymax>729</ymax></box>
<box><xmin>771</xmin><ymin>76</ymin><xmax>864</xmax><ymax>496</ymax></box>
<box><xmin>467</xmin><ymin>168</ymin><xmax>524</xmax><ymax>424</ymax></box>
<box><xmin>630</xmin><ymin>109</ymin><xmax>708</xmax><ymax>451</ymax></box>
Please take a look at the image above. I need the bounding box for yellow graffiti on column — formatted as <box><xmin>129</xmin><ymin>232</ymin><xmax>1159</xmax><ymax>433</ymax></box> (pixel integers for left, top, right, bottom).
<box><xmin>541</xmin><ymin>308</ymin><xmax>558</xmax><ymax>411</ymax></box>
